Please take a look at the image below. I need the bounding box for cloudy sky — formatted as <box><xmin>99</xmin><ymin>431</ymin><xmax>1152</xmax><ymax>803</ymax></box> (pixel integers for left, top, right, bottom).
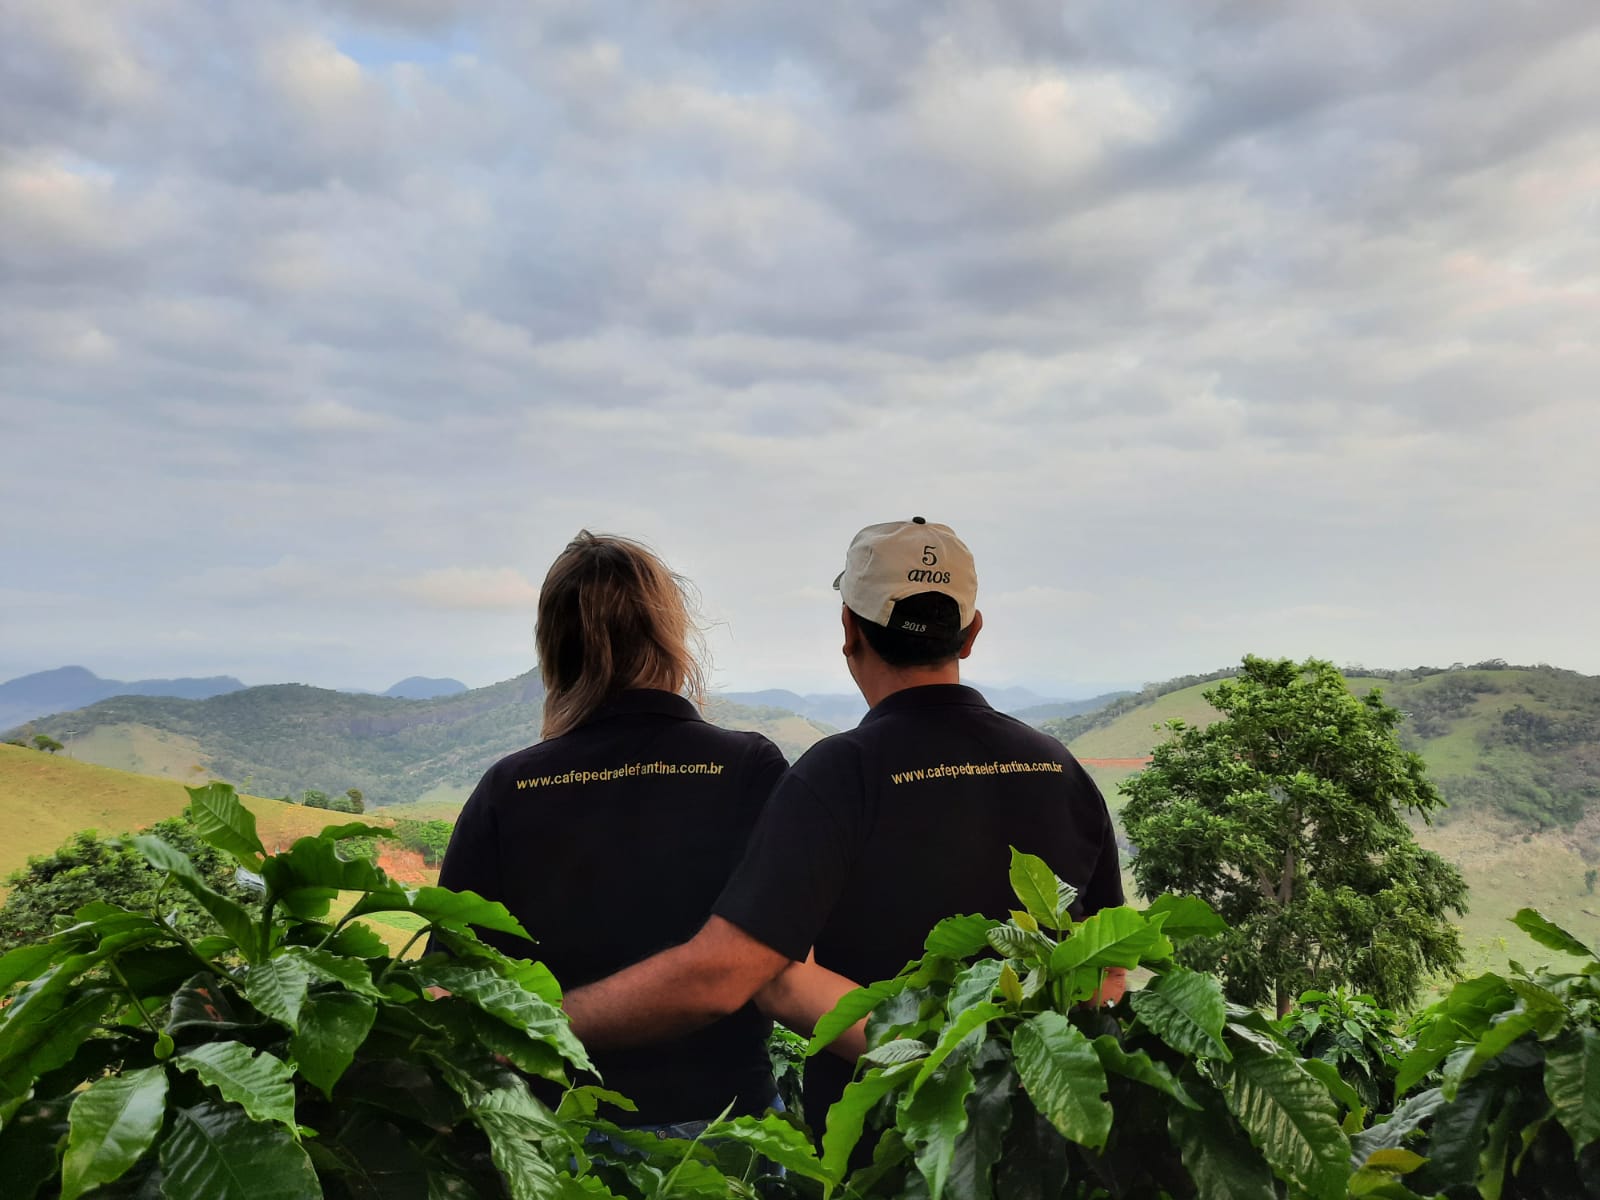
<box><xmin>2</xmin><ymin>0</ymin><xmax>1597</xmax><ymax>696</ymax></box>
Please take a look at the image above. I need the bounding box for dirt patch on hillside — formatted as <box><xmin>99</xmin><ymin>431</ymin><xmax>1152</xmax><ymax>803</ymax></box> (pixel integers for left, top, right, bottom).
<box><xmin>376</xmin><ymin>846</ymin><xmax>433</xmax><ymax>886</ymax></box>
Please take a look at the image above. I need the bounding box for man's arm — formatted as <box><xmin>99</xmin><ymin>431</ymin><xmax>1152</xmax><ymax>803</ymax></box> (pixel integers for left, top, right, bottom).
<box><xmin>563</xmin><ymin>916</ymin><xmax>791</xmax><ymax>1050</ymax></box>
<box><xmin>754</xmin><ymin>952</ymin><xmax>868</xmax><ymax>1061</ymax></box>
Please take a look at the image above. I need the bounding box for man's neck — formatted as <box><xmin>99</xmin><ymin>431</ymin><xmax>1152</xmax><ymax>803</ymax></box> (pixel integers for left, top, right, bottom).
<box><xmin>857</xmin><ymin>662</ymin><xmax>961</xmax><ymax>710</ymax></box>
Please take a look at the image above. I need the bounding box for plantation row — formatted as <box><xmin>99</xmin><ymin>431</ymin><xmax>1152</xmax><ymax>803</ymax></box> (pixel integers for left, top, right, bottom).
<box><xmin>0</xmin><ymin>784</ymin><xmax>1595</xmax><ymax>1199</ymax></box>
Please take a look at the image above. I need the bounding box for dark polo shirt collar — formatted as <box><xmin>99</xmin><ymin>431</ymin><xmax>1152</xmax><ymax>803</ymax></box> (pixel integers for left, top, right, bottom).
<box><xmin>586</xmin><ymin>688</ymin><xmax>704</xmax><ymax>725</ymax></box>
<box><xmin>859</xmin><ymin>682</ymin><xmax>991</xmax><ymax>725</ymax></box>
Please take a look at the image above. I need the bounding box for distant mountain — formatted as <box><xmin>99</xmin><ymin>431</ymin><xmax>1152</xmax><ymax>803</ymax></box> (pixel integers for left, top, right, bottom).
<box><xmin>718</xmin><ymin>682</ymin><xmax>1126</xmax><ymax>731</ymax></box>
<box><xmin>383</xmin><ymin>676</ymin><xmax>468</xmax><ymax>700</ymax></box>
<box><xmin>0</xmin><ymin>666</ymin><xmax>246</xmax><ymax>731</ymax></box>
<box><xmin>9</xmin><ymin>673</ymin><xmax>833</xmax><ymax>808</ymax></box>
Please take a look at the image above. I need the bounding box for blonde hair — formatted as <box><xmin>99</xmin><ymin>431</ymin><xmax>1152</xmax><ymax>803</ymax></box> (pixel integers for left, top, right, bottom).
<box><xmin>535</xmin><ymin>531</ymin><xmax>707</xmax><ymax>739</ymax></box>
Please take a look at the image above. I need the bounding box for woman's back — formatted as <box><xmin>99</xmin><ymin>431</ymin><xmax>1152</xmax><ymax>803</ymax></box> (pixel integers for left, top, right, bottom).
<box><xmin>439</xmin><ymin>690</ymin><xmax>786</xmax><ymax>1120</ymax></box>
<box><xmin>435</xmin><ymin>531</ymin><xmax>787</xmax><ymax>1123</ymax></box>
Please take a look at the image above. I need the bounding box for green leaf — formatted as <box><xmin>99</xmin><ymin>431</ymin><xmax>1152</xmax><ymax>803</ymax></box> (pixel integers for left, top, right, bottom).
<box><xmin>427</xmin><ymin>927</ymin><xmax>562</xmax><ymax>1002</ymax></box>
<box><xmin>1009</xmin><ymin>848</ymin><xmax>1067</xmax><ymax>929</ymax></box>
<box><xmin>1299</xmin><ymin>1056</ymin><xmax>1364</xmax><ymax>1116</ymax></box>
<box><xmin>1130</xmin><ymin>967</ymin><xmax>1230</xmax><ymax>1060</ymax></box>
<box><xmin>466</xmin><ymin>1086</ymin><xmax>564</xmax><ymax>1200</ymax></box>
<box><xmin>410</xmin><ymin>960</ymin><xmax>592</xmax><ymax>1073</ymax></box>
<box><xmin>1443</xmin><ymin>1008</ymin><xmax>1540</xmax><ymax>1098</ymax></box>
<box><xmin>1092</xmin><ymin>1035</ymin><xmax>1199</xmax><ymax>1109</ymax></box>
<box><xmin>985</xmin><ymin>925</ymin><xmax>1053</xmax><ymax>962</ymax></box>
<box><xmin>61</xmin><ymin>1066</ymin><xmax>169</xmax><ymax>1200</ymax></box>
<box><xmin>184</xmin><ymin>781</ymin><xmax>266</xmax><ymax>869</ymax></box>
<box><xmin>278</xmin><ymin>944</ymin><xmax>385</xmax><ymax>998</ymax></box>
<box><xmin>946</xmin><ymin>1053</ymin><xmax>1014</xmax><ymax>1200</ymax></box>
<box><xmin>709</xmin><ymin>1113</ymin><xmax>831</xmax><ymax>1183</ymax></box>
<box><xmin>1170</xmin><ymin>1079</ymin><xmax>1277</xmax><ymax>1200</ymax></box>
<box><xmin>1423</xmin><ymin>1073</ymin><xmax>1495</xmax><ymax>1189</ymax></box>
<box><xmin>0</xmin><ymin>972</ymin><xmax>117</xmax><ymax>1103</ymax></box>
<box><xmin>1477</xmin><ymin>1086</ymin><xmax>1515</xmax><ymax>1200</ymax></box>
<box><xmin>261</xmin><ymin>836</ymin><xmax>393</xmax><ymax>900</ymax></box>
<box><xmin>1215</xmin><ymin>1038</ymin><xmax>1349</xmax><ymax>1200</ymax></box>
<box><xmin>347</xmin><ymin>885</ymin><xmax>533</xmax><ymax>940</ymax></box>
<box><xmin>173</xmin><ymin>1043</ymin><xmax>298</xmax><ymax>1134</ymax></box>
<box><xmin>820</xmin><ymin>1061</ymin><xmax>918</xmax><ymax>1181</ymax></box>
<box><xmin>1012</xmin><ymin>1012</ymin><xmax>1111</xmax><ymax>1150</ymax></box>
<box><xmin>1511</xmin><ymin>908</ymin><xmax>1595</xmax><ymax>958</ymax></box>
<box><xmin>1049</xmin><ymin>906</ymin><xmax>1172</xmax><ymax>973</ymax></box>
<box><xmin>1144</xmin><ymin>894</ymin><xmax>1227</xmax><ymax>943</ymax></box>
<box><xmin>245</xmin><ymin>955</ymin><xmax>314</xmax><ymax>1030</ymax></box>
<box><xmin>863</xmin><ymin>1038</ymin><xmax>932</xmax><ymax>1067</ymax></box>
<box><xmin>1350</xmin><ymin>1088</ymin><xmax>1446</xmax><ymax>1160</ymax></box>
<box><xmin>808</xmin><ymin>976</ymin><xmax>910</xmax><ymax>1056</ymax></box>
<box><xmin>412</xmin><ymin>1000</ymin><xmax>572</xmax><ymax>1086</ymax></box>
<box><xmin>910</xmin><ymin>1003</ymin><xmax>1003</xmax><ymax>1094</ymax></box>
<box><xmin>158</xmin><ymin>1101</ymin><xmax>320</xmax><ymax>1200</ymax></box>
<box><xmin>1544</xmin><ymin>1026</ymin><xmax>1600</xmax><ymax>1153</ymax></box>
<box><xmin>133</xmin><ymin>835</ymin><xmax>260</xmax><ymax>959</ymax></box>
<box><xmin>166</xmin><ymin>972</ymin><xmax>251</xmax><ymax>1034</ymax></box>
<box><xmin>999</xmin><ymin>962</ymin><xmax>1024</xmax><ymax>1006</ymax></box>
<box><xmin>0</xmin><ymin>942</ymin><xmax>64</xmax><ymax>996</ymax></box>
<box><xmin>902</xmin><ymin>1056</ymin><xmax>976</xmax><ymax>1200</ymax></box>
<box><xmin>290</xmin><ymin>991</ymin><xmax>376</xmax><ymax>1098</ymax></box>
<box><xmin>475</xmin><ymin>1111</ymin><xmax>562</xmax><ymax>1200</ymax></box>
<box><xmin>923</xmin><ymin>913</ymin><xmax>1001</xmax><ymax>959</ymax></box>
<box><xmin>1362</xmin><ymin>1148</ymin><xmax>1426</xmax><ymax>1174</ymax></box>
<box><xmin>555</xmin><ymin>1086</ymin><xmax>637</xmax><ymax>1121</ymax></box>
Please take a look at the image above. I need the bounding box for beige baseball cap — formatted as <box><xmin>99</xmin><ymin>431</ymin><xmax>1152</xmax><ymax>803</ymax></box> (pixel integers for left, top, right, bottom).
<box><xmin>832</xmin><ymin>517</ymin><xmax>978</xmax><ymax>636</ymax></box>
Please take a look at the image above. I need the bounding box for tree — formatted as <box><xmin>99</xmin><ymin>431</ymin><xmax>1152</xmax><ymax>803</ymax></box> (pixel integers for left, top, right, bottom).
<box><xmin>31</xmin><ymin>734</ymin><xmax>62</xmax><ymax>754</ymax></box>
<box><xmin>343</xmin><ymin>787</ymin><xmax>365</xmax><ymax>813</ymax></box>
<box><xmin>301</xmin><ymin>789</ymin><xmax>330</xmax><ymax>809</ymax></box>
<box><xmin>0</xmin><ymin>817</ymin><xmax>257</xmax><ymax>952</ymax></box>
<box><xmin>1120</xmin><ymin>655</ymin><xmax>1468</xmax><ymax>1015</ymax></box>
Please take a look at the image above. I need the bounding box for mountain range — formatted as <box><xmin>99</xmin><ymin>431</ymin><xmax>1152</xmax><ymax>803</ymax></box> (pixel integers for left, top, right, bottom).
<box><xmin>720</xmin><ymin>684</ymin><xmax>1128</xmax><ymax>729</ymax></box>
<box><xmin>0</xmin><ymin>666</ymin><xmax>469</xmax><ymax>729</ymax></box>
<box><xmin>6</xmin><ymin>672</ymin><xmax>834</xmax><ymax>808</ymax></box>
<box><xmin>0</xmin><ymin>667</ymin><xmax>247</xmax><ymax>732</ymax></box>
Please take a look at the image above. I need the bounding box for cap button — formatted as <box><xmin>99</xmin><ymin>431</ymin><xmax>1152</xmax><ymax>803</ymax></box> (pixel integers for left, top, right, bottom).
<box><xmin>911</xmin><ymin>516</ymin><xmax>926</xmax><ymax>524</ymax></box>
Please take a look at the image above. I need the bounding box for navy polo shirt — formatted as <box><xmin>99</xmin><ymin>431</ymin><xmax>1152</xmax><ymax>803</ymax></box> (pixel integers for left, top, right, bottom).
<box><xmin>713</xmin><ymin>683</ymin><xmax>1123</xmax><ymax>1124</ymax></box>
<box><xmin>437</xmin><ymin>689</ymin><xmax>788</xmax><ymax>1123</ymax></box>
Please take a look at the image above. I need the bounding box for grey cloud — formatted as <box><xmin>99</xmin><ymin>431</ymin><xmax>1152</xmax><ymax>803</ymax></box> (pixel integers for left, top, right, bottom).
<box><xmin>2</xmin><ymin>0</ymin><xmax>1597</xmax><ymax>690</ymax></box>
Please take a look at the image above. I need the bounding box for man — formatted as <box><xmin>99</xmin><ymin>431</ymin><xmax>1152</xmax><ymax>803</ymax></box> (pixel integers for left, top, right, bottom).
<box><xmin>564</xmin><ymin>517</ymin><xmax>1126</xmax><ymax>1126</ymax></box>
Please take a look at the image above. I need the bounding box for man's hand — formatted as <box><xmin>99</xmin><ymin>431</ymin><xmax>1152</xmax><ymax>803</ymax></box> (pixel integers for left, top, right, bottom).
<box><xmin>563</xmin><ymin>916</ymin><xmax>790</xmax><ymax>1051</ymax></box>
<box><xmin>754</xmin><ymin>952</ymin><xmax>867</xmax><ymax>1062</ymax></box>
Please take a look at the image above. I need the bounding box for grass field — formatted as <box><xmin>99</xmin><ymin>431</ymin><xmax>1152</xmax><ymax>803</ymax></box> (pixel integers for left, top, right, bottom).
<box><xmin>0</xmin><ymin>745</ymin><xmax>439</xmax><ymax>954</ymax></box>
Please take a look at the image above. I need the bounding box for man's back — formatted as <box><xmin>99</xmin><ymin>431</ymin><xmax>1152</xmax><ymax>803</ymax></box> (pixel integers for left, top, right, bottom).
<box><xmin>714</xmin><ymin>683</ymin><xmax>1122</xmax><ymax>1120</ymax></box>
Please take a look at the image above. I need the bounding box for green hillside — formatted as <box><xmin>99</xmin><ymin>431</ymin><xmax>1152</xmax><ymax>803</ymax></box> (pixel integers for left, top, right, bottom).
<box><xmin>10</xmin><ymin>675</ymin><xmax>833</xmax><ymax>809</ymax></box>
<box><xmin>0</xmin><ymin>744</ymin><xmax>361</xmax><ymax>884</ymax></box>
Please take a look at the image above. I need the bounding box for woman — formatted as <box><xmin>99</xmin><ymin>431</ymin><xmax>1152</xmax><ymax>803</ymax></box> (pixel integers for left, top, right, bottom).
<box><xmin>437</xmin><ymin>531</ymin><xmax>789</xmax><ymax>1125</ymax></box>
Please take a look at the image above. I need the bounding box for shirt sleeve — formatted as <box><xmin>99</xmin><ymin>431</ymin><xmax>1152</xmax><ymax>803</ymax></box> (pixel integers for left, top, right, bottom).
<box><xmin>712</xmin><ymin>753</ymin><xmax>862</xmax><ymax>963</ymax></box>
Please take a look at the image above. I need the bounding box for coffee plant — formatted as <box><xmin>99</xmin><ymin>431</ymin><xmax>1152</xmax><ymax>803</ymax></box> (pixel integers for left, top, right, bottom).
<box><xmin>0</xmin><ymin>788</ymin><xmax>1595</xmax><ymax>1199</ymax></box>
